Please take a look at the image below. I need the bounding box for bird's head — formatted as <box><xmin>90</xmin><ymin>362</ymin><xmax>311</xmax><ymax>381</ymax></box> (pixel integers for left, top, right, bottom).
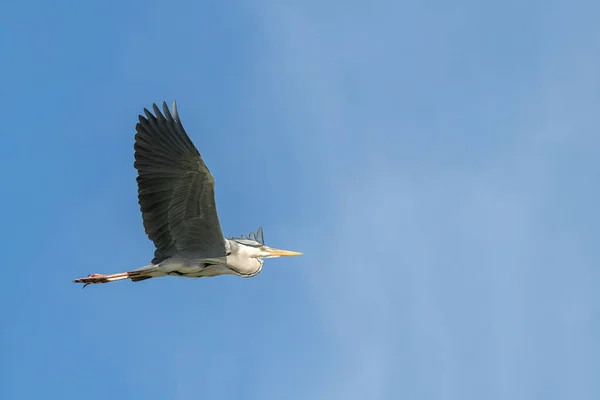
<box><xmin>229</xmin><ymin>227</ymin><xmax>302</xmax><ymax>260</ymax></box>
<box><xmin>225</xmin><ymin>227</ymin><xmax>301</xmax><ymax>277</ymax></box>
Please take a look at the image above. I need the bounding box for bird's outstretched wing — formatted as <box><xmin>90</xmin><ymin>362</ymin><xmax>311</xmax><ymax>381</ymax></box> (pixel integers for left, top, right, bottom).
<box><xmin>134</xmin><ymin>101</ymin><xmax>225</xmax><ymax>264</ymax></box>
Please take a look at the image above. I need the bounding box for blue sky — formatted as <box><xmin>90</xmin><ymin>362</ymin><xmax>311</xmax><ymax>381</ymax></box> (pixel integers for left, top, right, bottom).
<box><xmin>1</xmin><ymin>0</ymin><xmax>599</xmax><ymax>399</ymax></box>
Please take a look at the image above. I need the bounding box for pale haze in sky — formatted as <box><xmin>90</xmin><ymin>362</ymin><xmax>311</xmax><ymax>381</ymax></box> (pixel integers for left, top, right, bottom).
<box><xmin>1</xmin><ymin>1</ymin><xmax>599</xmax><ymax>399</ymax></box>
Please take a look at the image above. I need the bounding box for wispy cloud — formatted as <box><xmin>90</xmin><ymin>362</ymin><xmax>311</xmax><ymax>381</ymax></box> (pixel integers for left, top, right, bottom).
<box><xmin>2</xmin><ymin>0</ymin><xmax>598</xmax><ymax>399</ymax></box>
<box><xmin>253</xmin><ymin>1</ymin><xmax>600</xmax><ymax>399</ymax></box>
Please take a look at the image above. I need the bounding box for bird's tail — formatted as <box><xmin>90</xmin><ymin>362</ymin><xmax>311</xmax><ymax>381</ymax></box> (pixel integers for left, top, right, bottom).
<box><xmin>128</xmin><ymin>264</ymin><xmax>162</xmax><ymax>282</ymax></box>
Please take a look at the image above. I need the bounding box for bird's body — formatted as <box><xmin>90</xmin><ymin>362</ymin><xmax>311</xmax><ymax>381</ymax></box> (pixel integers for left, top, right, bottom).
<box><xmin>74</xmin><ymin>101</ymin><xmax>301</xmax><ymax>288</ymax></box>
<box><xmin>129</xmin><ymin>234</ymin><xmax>266</xmax><ymax>279</ymax></box>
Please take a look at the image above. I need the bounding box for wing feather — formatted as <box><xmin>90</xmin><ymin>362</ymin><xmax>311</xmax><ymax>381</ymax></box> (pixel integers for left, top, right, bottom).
<box><xmin>134</xmin><ymin>101</ymin><xmax>225</xmax><ymax>263</ymax></box>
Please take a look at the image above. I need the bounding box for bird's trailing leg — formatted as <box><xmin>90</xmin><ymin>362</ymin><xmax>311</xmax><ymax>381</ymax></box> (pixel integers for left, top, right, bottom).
<box><xmin>73</xmin><ymin>271</ymin><xmax>149</xmax><ymax>288</ymax></box>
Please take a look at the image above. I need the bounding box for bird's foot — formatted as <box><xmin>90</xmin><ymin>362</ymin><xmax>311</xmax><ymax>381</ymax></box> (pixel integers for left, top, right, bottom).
<box><xmin>73</xmin><ymin>273</ymin><xmax>108</xmax><ymax>289</ymax></box>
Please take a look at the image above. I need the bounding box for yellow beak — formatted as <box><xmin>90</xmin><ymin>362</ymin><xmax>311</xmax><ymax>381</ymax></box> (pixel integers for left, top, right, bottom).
<box><xmin>265</xmin><ymin>247</ymin><xmax>303</xmax><ymax>257</ymax></box>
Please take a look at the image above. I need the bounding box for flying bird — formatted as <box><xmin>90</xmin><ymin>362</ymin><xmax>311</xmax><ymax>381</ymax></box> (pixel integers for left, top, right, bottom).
<box><xmin>73</xmin><ymin>101</ymin><xmax>301</xmax><ymax>288</ymax></box>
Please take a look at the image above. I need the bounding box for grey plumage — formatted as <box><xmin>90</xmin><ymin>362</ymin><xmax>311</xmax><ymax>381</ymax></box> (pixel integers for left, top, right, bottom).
<box><xmin>134</xmin><ymin>101</ymin><xmax>225</xmax><ymax>264</ymax></box>
<box><xmin>231</xmin><ymin>227</ymin><xmax>265</xmax><ymax>246</ymax></box>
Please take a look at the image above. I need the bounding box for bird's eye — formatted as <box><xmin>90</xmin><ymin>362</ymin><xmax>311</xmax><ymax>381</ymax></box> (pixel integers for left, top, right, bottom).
<box><xmin>259</xmin><ymin>246</ymin><xmax>266</xmax><ymax>251</ymax></box>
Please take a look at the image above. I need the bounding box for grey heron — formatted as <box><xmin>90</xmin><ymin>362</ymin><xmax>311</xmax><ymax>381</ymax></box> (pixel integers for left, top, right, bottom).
<box><xmin>73</xmin><ymin>101</ymin><xmax>301</xmax><ymax>288</ymax></box>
